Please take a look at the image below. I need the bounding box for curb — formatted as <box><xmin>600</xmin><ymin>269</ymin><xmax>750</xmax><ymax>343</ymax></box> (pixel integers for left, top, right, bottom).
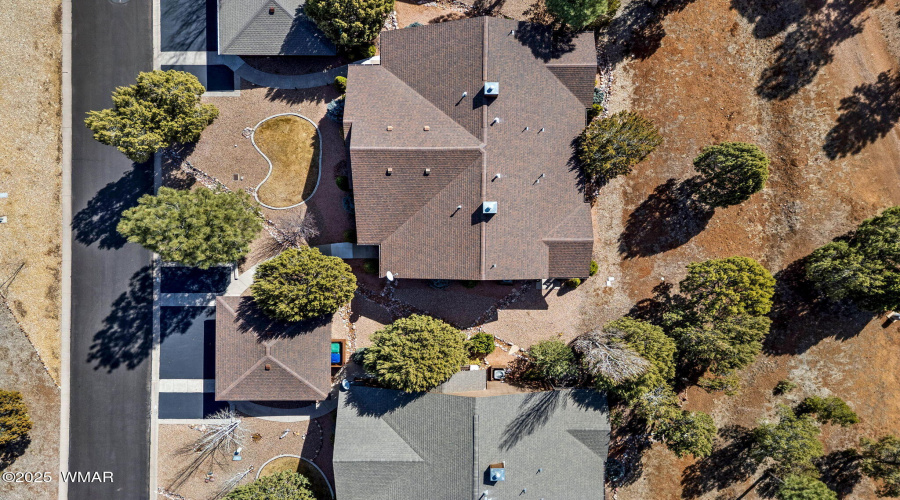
<box><xmin>250</xmin><ymin>113</ymin><xmax>323</xmax><ymax>210</ymax></box>
<box><xmin>59</xmin><ymin>0</ymin><xmax>73</xmax><ymax>494</ymax></box>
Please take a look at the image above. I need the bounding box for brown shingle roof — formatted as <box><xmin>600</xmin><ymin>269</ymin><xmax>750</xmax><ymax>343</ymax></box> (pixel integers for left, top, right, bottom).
<box><xmin>345</xmin><ymin>17</ymin><xmax>596</xmax><ymax>280</ymax></box>
<box><xmin>215</xmin><ymin>296</ymin><xmax>331</xmax><ymax>401</ymax></box>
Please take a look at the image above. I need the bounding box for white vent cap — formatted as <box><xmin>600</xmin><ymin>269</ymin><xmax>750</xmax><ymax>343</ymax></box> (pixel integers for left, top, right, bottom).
<box><xmin>484</xmin><ymin>82</ymin><xmax>499</xmax><ymax>96</ymax></box>
<box><xmin>483</xmin><ymin>201</ymin><xmax>498</xmax><ymax>214</ymax></box>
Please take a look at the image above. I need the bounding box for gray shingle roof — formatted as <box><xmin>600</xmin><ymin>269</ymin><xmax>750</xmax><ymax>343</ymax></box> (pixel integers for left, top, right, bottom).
<box><xmin>334</xmin><ymin>387</ymin><xmax>609</xmax><ymax>500</ymax></box>
<box><xmin>217</xmin><ymin>0</ymin><xmax>336</xmax><ymax>56</ymax></box>
<box><xmin>344</xmin><ymin>17</ymin><xmax>596</xmax><ymax>280</ymax></box>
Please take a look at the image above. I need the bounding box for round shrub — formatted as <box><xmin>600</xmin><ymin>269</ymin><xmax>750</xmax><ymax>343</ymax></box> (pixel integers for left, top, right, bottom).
<box><xmin>224</xmin><ymin>470</ymin><xmax>315</xmax><ymax>500</ymax></box>
<box><xmin>362</xmin><ymin>259</ymin><xmax>378</xmax><ymax>275</ymax></box>
<box><xmin>333</xmin><ymin>75</ymin><xmax>347</xmax><ymax>94</ymax></box>
<box><xmin>334</xmin><ymin>175</ymin><xmax>351</xmax><ymax>191</ymax></box>
<box><xmin>364</xmin><ymin>315</ymin><xmax>467</xmax><ymax>392</ymax></box>
<box><xmin>0</xmin><ymin>390</ymin><xmax>32</xmax><ymax>449</ymax></box>
<box><xmin>252</xmin><ymin>246</ymin><xmax>357</xmax><ymax>322</ymax></box>
<box><xmin>466</xmin><ymin>333</ymin><xmax>495</xmax><ymax>357</ymax></box>
<box><xmin>529</xmin><ymin>339</ymin><xmax>578</xmax><ymax>385</ymax></box>
<box><xmin>589</xmin><ymin>260</ymin><xmax>599</xmax><ymax>277</ymax></box>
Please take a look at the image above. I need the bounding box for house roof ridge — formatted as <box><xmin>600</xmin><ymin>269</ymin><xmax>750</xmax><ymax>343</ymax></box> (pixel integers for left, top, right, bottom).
<box><xmin>269</xmin><ymin>355</ymin><xmax>329</xmax><ymax>399</ymax></box>
<box><xmin>219</xmin><ymin>357</ymin><xmax>266</xmax><ymax>399</ymax></box>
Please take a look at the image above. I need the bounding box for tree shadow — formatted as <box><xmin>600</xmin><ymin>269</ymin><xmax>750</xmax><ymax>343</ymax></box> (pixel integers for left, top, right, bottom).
<box><xmin>816</xmin><ymin>448</ymin><xmax>862</xmax><ymax>498</ymax></box>
<box><xmin>513</xmin><ymin>15</ymin><xmax>577</xmax><ymax>63</ymax></box>
<box><xmin>618</xmin><ymin>177</ymin><xmax>714</xmax><ymax>259</ymax></box>
<box><xmin>628</xmin><ymin>281</ymin><xmax>675</xmax><ymax>325</ymax></box>
<box><xmin>233</xmin><ymin>296</ymin><xmax>331</xmax><ymax>340</ymax></box>
<box><xmin>86</xmin><ymin>266</ymin><xmax>152</xmax><ymax>371</ymax></box>
<box><xmin>499</xmin><ymin>390</ymin><xmax>564</xmax><ymax>451</ymax></box>
<box><xmin>681</xmin><ymin>425</ymin><xmax>759</xmax><ymax>498</ymax></box>
<box><xmin>823</xmin><ymin>70</ymin><xmax>900</xmax><ymax>159</ymax></box>
<box><xmin>599</xmin><ymin>0</ymin><xmax>699</xmax><ymax>67</ymax></box>
<box><xmin>87</xmin><ymin>266</ymin><xmax>205</xmax><ymax>372</ymax></box>
<box><xmin>764</xmin><ymin>257</ymin><xmax>872</xmax><ymax>356</ymax></box>
<box><xmin>730</xmin><ymin>0</ymin><xmax>821</xmax><ymax>40</ymax></box>
<box><xmin>262</xmin><ymin>83</ymin><xmax>337</xmax><ymax>106</ymax></box>
<box><xmin>0</xmin><ymin>435</ymin><xmax>31</xmax><ymax>471</ymax></box>
<box><xmin>606</xmin><ymin>411</ymin><xmax>653</xmax><ymax>487</ymax></box>
<box><xmin>72</xmin><ymin>163</ymin><xmax>153</xmax><ymax>250</ymax></box>
<box><xmin>340</xmin><ymin>385</ymin><xmax>422</xmax><ymax>418</ymax></box>
<box><xmin>753</xmin><ymin>0</ymin><xmax>884</xmax><ymax>100</ymax></box>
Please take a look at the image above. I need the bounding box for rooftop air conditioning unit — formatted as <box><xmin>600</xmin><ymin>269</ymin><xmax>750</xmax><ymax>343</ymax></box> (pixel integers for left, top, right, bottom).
<box><xmin>483</xmin><ymin>201</ymin><xmax>498</xmax><ymax>214</ymax></box>
<box><xmin>484</xmin><ymin>82</ymin><xmax>499</xmax><ymax>96</ymax></box>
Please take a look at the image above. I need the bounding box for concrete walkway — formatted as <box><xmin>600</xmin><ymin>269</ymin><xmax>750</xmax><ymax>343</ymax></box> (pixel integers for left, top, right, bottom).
<box><xmin>232</xmin><ymin>397</ymin><xmax>338</xmax><ymax>422</ymax></box>
<box><xmin>160</xmin><ymin>51</ymin><xmax>348</xmax><ymax>89</ymax></box>
<box><xmin>223</xmin><ymin>243</ymin><xmax>377</xmax><ymax>296</ymax></box>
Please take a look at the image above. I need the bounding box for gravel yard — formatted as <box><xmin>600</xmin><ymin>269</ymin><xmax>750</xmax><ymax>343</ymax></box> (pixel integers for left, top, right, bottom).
<box><xmin>158</xmin><ymin>414</ymin><xmax>335</xmax><ymax>500</ymax></box>
<box><xmin>0</xmin><ymin>0</ymin><xmax>63</xmax><ymax>383</ymax></box>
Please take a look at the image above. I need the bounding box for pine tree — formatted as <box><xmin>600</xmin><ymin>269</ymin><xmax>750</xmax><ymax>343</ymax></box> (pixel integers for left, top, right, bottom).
<box><xmin>306</xmin><ymin>0</ymin><xmax>394</xmax><ymax>49</ymax></box>
<box><xmin>860</xmin><ymin>435</ymin><xmax>900</xmax><ymax>497</ymax></box>
<box><xmin>252</xmin><ymin>247</ymin><xmax>357</xmax><ymax>322</ymax></box>
<box><xmin>529</xmin><ymin>339</ymin><xmax>578</xmax><ymax>385</ymax></box>
<box><xmin>693</xmin><ymin>142</ymin><xmax>770</xmax><ymax>208</ymax></box>
<box><xmin>577</xmin><ymin>111</ymin><xmax>662</xmax><ymax>182</ymax></box>
<box><xmin>546</xmin><ymin>0</ymin><xmax>611</xmax><ymax>29</ymax></box>
<box><xmin>363</xmin><ymin>315</ymin><xmax>467</xmax><ymax>392</ymax></box>
<box><xmin>676</xmin><ymin>256</ymin><xmax>776</xmax><ymax>320</ymax></box>
<box><xmin>658</xmin><ymin>410</ymin><xmax>717</xmax><ymax>458</ymax></box>
<box><xmin>806</xmin><ymin>207</ymin><xmax>900</xmax><ymax>311</ymax></box>
<box><xmin>0</xmin><ymin>390</ymin><xmax>32</xmax><ymax>448</ymax></box>
<box><xmin>798</xmin><ymin>396</ymin><xmax>859</xmax><ymax>427</ymax></box>
<box><xmin>225</xmin><ymin>471</ymin><xmax>316</xmax><ymax>500</ymax></box>
<box><xmin>85</xmin><ymin>70</ymin><xmax>218</xmax><ymax>163</ymax></box>
<box><xmin>117</xmin><ymin>187</ymin><xmax>261</xmax><ymax>269</ymax></box>
<box><xmin>591</xmin><ymin>317</ymin><xmax>676</xmax><ymax>402</ymax></box>
<box><xmin>777</xmin><ymin>475</ymin><xmax>838</xmax><ymax>500</ymax></box>
<box><xmin>751</xmin><ymin>405</ymin><xmax>824</xmax><ymax>477</ymax></box>
<box><xmin>672</xmin><ymin>314</ymin><xmax>771</xmax><ymax>376</ymax></box>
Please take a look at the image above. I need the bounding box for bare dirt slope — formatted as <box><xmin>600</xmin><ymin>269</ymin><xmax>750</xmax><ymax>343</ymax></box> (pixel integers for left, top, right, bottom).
<box><xmin>0</xmin><ymin>0</ymin><xmax>63</xmax><ymax>383</ymax></box>
<box><xmin>596</xmin><ymin>0</ymin><xmax>900</xmax><ymax>496</ymax></box>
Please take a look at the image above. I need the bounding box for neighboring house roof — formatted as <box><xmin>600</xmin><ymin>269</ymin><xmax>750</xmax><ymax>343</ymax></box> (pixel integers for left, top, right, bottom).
<box><xmin>214</xmin><ymin>296</ymin><xmax>332</xmax><ymax>401</ymax></box>
<box><xmin>217</xmin><ymin>0</ymin><xmax>336</xmax><ymax>56</ymax></box>
<box><xmin>344</xmin><ymin>17</ymin><xmax>597</xmax><ymax>280</ymax></box>
<box><xmin>334</xmin><ymin>387</ymin><xmax>609</xmax><ymax>500</ymax></box>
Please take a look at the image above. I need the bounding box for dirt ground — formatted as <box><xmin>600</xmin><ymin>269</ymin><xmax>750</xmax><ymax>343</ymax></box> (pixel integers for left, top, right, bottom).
<box><xmin>0</xmin><ymin>303</ymin><xmax>60</xmax><ymax>500</ymax></box>
<box><xmin>158</xmin><ymin>413</ymin><xmax>336</xmax><ymax>500</ymax></box>
<box><xmin>0</xmin><ymin>0</ymin><xmax>63</xmax><ymax>383</ymax></box>
<box><xmin>584</xmin><ymin>0</ymin><xmax>900</xmax><ymax>496</ymax></box>
<box><xmin>164</xmin><ymin>80</ymin><xmax>354</xmax><ymax>272</ymax></box>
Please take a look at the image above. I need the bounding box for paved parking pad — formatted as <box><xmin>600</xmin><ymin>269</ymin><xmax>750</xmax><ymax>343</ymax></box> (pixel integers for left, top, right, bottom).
<box><xmin>160</xmin><ymin>0</ymin><xmax>217</xmax><ymax>52</ymax></box>
<box><xmin>160</xmin><ymin>306</ymin><xmax>215</xmax><ymax>379</ymax></box>
<box><xmin>161</xmin><ymin>266</ymin><xmax>232</xmax><ymax>294</ymax></box>
<box><xmin>158</xmin><ymin>393</ymin><xmax>228</xmax><ymax>420</ymax></box>
<box><xmin>161</xmin><ymin>64</ymin><xmax>235</xmax><ymax>92</ymax></box>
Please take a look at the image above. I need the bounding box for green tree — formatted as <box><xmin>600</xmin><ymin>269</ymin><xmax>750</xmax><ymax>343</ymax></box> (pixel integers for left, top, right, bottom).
<box><xmin>306</xmin><ymin>0</ymin><xmax>394</xmax><ymax>49</ymax></box>
<box><xmin>751</xmin><ymin>405</ymin><xmax>824</xmax><ymax>477</ymax></box>
<box><xmin>577</xmin><ymin>111</ymin><xmax>662</xmax><ymax>182</ymax></box>
<box><xmin>672</xmin><ymin>314</ymin><xmax>771</xmax><ymax>376</ymax></box>
<box><xmin>658</xmin><ymin>410</ymin><xmax>717</xmax><ymax>458</ymax></box>
<box><xmin>806</xmin><ymin>207</ymin><xmax>900</xmax><ymax>311</ymax></box>
<box><xmin>634</xmin><ymin>386</ymin><xmax>681</xmax><ymax>428</ymax></box>
<box><xmin>252</xmin><ymin>247</ymin><xmax>357</xmax><ymax>322</ymax></box>
<box><xmin>529</xmin><ymin>339</ymin><xmax>578</xmax><ymax>385</ymax></box>
<box><xmin>593</xmin><ymin>318</ymin><xmax>676</xmax><ymax>401</ymax></box>
<box><xmin>546</xmin><ymin>0</ymin><xmax>610</xmax><ymax>29</ymax></box>
<box><xmin>224</xmin><ymin>470</ymin><xmax>316</xmax><ymax>500</ymax></box>
<box><xmin>777</xmin><ymin>475</ymin><xmax>838</xmax><ymax>500</ymax></box>
<box><xmin>693</xmin><ymin>142</ymin><xmax>770</xmax><ymax>208</ymax></box>
<box><xmin>363</xmin><ymin>315</ymin><xmax>467</xmax><ymax>392</ymax></box>
<box><xmin>798</xmin><ymin>396</ymin><xmax>859</xmax><ymax>427</ymax></box>
<box><xmin>860</xmin><ymin>435</ymin><xmax>900</xmax><ymax>497</ymax></box>
<box><xmin>466</xmin><ymin>332</ymin><xmax>496</xmax><ymax>357</ymax></box>
<box><xmin>118</xmin><ymin>187</ymin><xmax>261</xmax><ymax>269</ymax></box>
<box><xmin>85</xmin><ymin>70</ymin><xmax>218</xmax><ymax>163</ymax></box>
<box><xmin>0</xmin><ymin>391</ymin><xmax>32</xmax><ymax>449</ymax></box>
<box><xmin>677</xmin><ymin>256</ymin><xmax>776</xmax><ymax>319</ymax></box>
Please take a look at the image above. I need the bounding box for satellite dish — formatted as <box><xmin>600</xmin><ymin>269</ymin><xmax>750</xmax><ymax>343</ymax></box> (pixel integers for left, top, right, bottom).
<box><xmin>386</xmin><ymin>271</ymin><xmax>394</xmax><ymax>281</ymax></box>
<box><xmin>341</xmin><ymin>379</ymin><xmax>351</xmax><ymax>391</ymax></box>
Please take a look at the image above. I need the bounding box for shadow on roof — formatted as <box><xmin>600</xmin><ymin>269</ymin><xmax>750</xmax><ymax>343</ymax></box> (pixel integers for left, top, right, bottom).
<box><xmin>234</xmin><ymin>297</ymin><xmax>331</xmax><ymax>341</ymax></box>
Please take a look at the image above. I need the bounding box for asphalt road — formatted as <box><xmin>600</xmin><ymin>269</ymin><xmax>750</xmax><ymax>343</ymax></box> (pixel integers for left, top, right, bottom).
<box><xmin>70</xmin><ymin>0</ymin><xmax>153</xmax><ymax>498</ymax></box>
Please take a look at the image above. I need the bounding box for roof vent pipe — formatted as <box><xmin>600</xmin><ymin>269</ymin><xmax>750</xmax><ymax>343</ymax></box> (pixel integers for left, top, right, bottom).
<box><xmin>491</xmin><ymin>117</ymin><xmax>501</xmax><ymax>125</ymax></box>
